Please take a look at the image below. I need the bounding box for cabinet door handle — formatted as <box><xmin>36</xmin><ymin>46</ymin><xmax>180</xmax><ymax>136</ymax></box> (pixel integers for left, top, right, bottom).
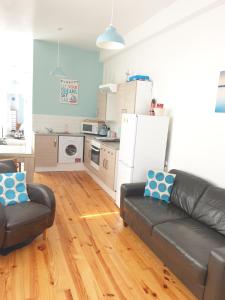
<box><xmin>105</xmin><ymin>160</ymin><xmax>108</xmax><ymax>170</ymax></box>
<box><xmin>121</xmin><ymin>109</ymin><xmax>127</xmax><ymax>113</ymax></box>
<box><xmin>103</xmin><ymin>159</ymin><xmax>106</xmax><ymax>168</ymax></box>
<box><xmin>54</xmin><ymin>139</ymin><xmax>57</xmax><ymax>147</ymax></box>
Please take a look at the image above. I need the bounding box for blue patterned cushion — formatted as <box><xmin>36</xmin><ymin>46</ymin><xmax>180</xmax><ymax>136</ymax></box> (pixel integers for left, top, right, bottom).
<box><xmin>0</xmin><ymin>172</ymin><xmax>30</xmax><ymax>206</ymax></box>
<box><xmin>144</xmin><ymin>170</ymin><xmax>176</xmax><ymax>203</ymax></box>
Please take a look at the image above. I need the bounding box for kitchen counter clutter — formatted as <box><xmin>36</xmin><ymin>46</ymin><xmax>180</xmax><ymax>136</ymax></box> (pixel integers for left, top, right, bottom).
<box><xmin>0</xmin><ymin>138</ymin><xmax>35</xmax><ymax>183</ymax></box>
<box><xmin>83</xmin><ymin>133</ymin><xmax>120</xmax><ymax>150</ymax></box>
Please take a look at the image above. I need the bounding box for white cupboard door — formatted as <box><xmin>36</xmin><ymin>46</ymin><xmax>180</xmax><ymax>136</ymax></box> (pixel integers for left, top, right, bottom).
<box><xmin>116</xmin><ymin>161</ymin><xmax>133</xmax><ymax>207</ymax></box>
<box><xmin>119</xmin><ymin>114</ymin><xmax>137</xmax><ymax>167</ymax></box>
<box><xmin>97</xmin><ymin>92</ymin><xmax>107</xmax><ymax>121</ymax></box>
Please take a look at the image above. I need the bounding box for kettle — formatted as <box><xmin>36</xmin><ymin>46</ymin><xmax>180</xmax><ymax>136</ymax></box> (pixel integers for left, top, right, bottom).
<box><xmin>98</xmin><ymin>124</ymin><xmax>108</xmax><ymax>136</ymax></box>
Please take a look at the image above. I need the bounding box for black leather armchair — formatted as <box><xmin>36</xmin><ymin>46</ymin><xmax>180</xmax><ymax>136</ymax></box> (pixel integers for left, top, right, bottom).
<box><xmin>0</xmin><ymin>160</ymin><xmax>55</xmax><ymax>254</ymax></box>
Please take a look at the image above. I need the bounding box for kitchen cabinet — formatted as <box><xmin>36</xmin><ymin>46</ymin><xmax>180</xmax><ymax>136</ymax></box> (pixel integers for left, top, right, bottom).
<box><xmin>84</xmin><ymin>137</ymin><xmax>91</xmax><ymax>167</ymax></box>
<box><xmin>97</xmin><ymin>91</ymin><xmax>107</xmax><ymax>121</ymax></box>
<box><xmin>99</xmin><ymin>144</ymin><xmax>116</xmax><ymax>190</ymax></box>
<box><xmin>35</xmin><ymin>135</ymin><xmax>58</xmax><ymax>167</ymax></box>
<box><xmin>116</xmin><ymin>80</ymin><xmax>152</xmax><ymax>122</ymax></box>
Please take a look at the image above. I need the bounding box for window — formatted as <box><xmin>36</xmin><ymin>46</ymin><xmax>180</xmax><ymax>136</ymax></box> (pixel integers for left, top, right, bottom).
<box><xmin>0</xmin><ymin>33</ymin><xmax>33</xmax><ymax>145</ymax></box>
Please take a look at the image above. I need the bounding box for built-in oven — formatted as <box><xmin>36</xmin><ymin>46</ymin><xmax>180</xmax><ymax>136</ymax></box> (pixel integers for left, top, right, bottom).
<box><xmin>90</xmin><ymin>140</ymin><xmax>101</xmax><ymax>170</ymax></box>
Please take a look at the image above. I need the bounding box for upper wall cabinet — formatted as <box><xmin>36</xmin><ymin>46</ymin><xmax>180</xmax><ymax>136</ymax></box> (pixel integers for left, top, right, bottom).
<box><xmin>117</xmin><ymin>81</ymin><xmax>152</xmax><ymax>121</ymax></box>
<box><xmin>97</xmin><ymin>80</ymin><xmax>152</xmax><ymax>123</ymax></box>
<box><xmin>97</xmin><ymin>91</ymin><xmax>107</xmax><ymax>121</ymax></box>
<box><xmin>97</xmin><ymin>91</ymin><xmax>118</xmax><ymax>122</ymax></box>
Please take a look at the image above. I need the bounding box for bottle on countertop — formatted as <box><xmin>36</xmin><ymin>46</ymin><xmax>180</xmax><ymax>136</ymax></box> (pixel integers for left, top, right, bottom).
<box><xmin>107</xmin><ymin>127</ymin><xmax>111</xmax><ymax>138</ymax></box>
<box><xmin>149</xmin><ymin>98</ymin><xmax>156</xmax><ymax>115</ymax></box>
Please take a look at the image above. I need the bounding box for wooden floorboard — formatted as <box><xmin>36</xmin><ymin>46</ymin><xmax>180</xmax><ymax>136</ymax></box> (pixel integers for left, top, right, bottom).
<box><xmin>0</xmin><ymin>171</ymin><xmax>196</xmax><ymax>300</ymax></box>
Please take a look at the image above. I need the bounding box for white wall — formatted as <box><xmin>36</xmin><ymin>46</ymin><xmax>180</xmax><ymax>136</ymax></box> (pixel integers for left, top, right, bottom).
<box><xmin>102</xmin><ymin>1</ymin><xmax>225</xmax><ymax>187</ymax></box>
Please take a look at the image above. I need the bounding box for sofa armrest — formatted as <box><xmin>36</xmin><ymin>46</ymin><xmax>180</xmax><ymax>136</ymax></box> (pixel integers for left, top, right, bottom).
<box><xmin>27</xmin><ymin>184</ymin><xmax>55</xmax><ymax>211</ymax></box>
<box><xmin>204</xmin><ymin>246</ymin><xmax>225</xmax><ymax>300</ymax></box>
<box><xmin>120</xmin><ymin>182</ymin><xmax>145</xmax><ymax>218</ymax></box>
<box><xmin>0</xmin><ymin>205</ymin><xmax>6</xmax><ymax>247</ymax></box>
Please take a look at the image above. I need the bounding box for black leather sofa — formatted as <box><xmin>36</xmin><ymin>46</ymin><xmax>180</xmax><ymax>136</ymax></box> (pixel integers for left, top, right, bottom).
<box><xmin>0</xmin><ymin>160</ymin><xmax>55</xmax><ymax>254</ymax></box>
<box><xmin>120</xmin><ymin>169</ymin><xmax>225</xmax><ymax>300</ymax></box>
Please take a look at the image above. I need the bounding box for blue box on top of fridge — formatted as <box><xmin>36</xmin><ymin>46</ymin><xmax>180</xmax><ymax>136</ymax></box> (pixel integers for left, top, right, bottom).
<box><xmin>128</xmin><ymin>75</ymin><xmax>151</xmax><ymax>81</ymax></box>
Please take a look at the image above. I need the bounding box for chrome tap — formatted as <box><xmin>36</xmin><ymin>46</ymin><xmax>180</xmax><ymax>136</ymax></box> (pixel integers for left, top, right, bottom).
<box><xmin>45</xmin><ymin>127</ymin><xmax>53</xmax><ymax>134</ymax></box>
<box><xmin>0</xmin><ymin>127</ymin><xmax>7</xmax><ymax>145</ymax></box>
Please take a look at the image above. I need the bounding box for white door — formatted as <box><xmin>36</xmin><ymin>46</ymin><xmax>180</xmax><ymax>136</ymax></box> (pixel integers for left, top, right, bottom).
<box><xmin>116</xmin><ymin>161</ymin><xmax>133</xmax><ymax>207</ymax></box>
<box><xmin>119</xmin><ymin>114</ymin><xmax>137</xmax><ymax>167</ymax></box>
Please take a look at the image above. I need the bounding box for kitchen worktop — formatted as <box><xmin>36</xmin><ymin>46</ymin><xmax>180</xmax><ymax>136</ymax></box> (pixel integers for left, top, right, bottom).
<box><xmin>0</xmin><ymin>138</ymin><xmax>33</xmax><ymax>156</ymax></box>
<box><xmin>84</xmin><ymin>134</ymin><xmax>120</xmax><ymax>150</ymax></box>
<box><xmin>34</xmin><ymin>131</ymin><xmax>120</xmax><ymax>150</ymax></box>
<box><xmin>34</xmin><ymin>131</ymin><xmax>84</xmax><ymax>137</ymax></box>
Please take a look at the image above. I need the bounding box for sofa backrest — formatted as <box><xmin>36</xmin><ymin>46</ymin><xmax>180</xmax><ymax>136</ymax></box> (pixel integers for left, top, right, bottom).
<box><xmin>169</xmin><ymin>169</ymin><xmax>209</xmax><ymax>215</ymax></box>
<box><xmin>192</xmin><ymin>186</ymin><xmax>225</xmax><ymax>236</ymax></box>
<box><xmin>0</xmin><ymin>160</ymin><xmax>17</xmax><ymax>173</ymax></box>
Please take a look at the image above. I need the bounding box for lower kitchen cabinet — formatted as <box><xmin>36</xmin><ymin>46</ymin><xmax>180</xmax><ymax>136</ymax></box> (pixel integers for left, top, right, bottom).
<box><xmin>84</xmin><ymin>137</ymin><xmax>117</xmax><ymax>191</ymax></box>
<box><xmin>35</xmin><ymin>135</ymin><xmax>58</xmax><ymax>167</ymax></box>
<box><xmin>84</xmin><ymin>137</ymin><xmax>91</xmax><ymax>167</ymax></box>
<box><xmin>99</xmin><ymin>145</ymin><xmax>116</xmax><ymax>190</ymax></box>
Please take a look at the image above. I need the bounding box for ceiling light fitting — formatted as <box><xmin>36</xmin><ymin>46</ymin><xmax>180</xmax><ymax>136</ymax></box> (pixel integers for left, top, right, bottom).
<box><xmin>96</xmin><ymin>0</ymin><xmax>125</xmax><ymax>50</ymax></box>
<box><xmin>50</xmin><ymin>28</ymin><xmax>67</xmax><ymax>78</ymax></box>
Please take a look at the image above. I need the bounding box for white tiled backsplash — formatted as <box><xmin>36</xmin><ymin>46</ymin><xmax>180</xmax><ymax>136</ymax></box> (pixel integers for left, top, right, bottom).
<box><xmin>32</xmin><ymin>114</ymin><xmax>86</xmax><ymax>133</ymax></box>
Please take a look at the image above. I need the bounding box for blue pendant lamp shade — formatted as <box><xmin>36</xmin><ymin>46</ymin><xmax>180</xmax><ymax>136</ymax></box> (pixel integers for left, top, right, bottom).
<box><xmin>96</xmin><ymin>0</ymin><xmax>125</xmax><ymax>50</ymax></box>
<box><xmin>50</xmin><ymin>38</ymin><xmax>67</xmax><ymax>78</ymax></box>
<box><xmin>50</xmin><ymin>66</ymin><xmax>67</xmax><ymax>77</ymax></box>
<box><xmin>96</xmin><ymin>25</ymin><xmax>125</xmax><ymax>49</ymax></box>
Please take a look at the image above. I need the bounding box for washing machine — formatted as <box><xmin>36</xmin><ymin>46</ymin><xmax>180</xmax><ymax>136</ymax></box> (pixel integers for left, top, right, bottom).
<box><xmin>58</xmin><ymin>136</ymin><xmax>83</xmax><ymax>164</ymax></box>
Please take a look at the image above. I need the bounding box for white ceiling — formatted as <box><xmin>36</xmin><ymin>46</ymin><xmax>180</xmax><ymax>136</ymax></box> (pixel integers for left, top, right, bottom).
<box><xmin>0</xmin><ymin>0</ymin><xmax>176</xmax><ymax>50</ymax></box>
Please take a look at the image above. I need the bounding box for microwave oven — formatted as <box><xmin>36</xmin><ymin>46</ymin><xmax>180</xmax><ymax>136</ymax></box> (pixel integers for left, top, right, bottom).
<box><xmin>81</xmin><ymin>120</ymin><xmax>104</xmax><ymax>135</ymax></box>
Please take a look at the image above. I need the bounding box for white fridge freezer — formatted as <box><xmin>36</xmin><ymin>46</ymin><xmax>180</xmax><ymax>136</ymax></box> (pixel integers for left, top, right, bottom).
<box><xmin>116</xmin><ymin>114</ymin><xmax>169</xmax><ymax>207</ymax></box>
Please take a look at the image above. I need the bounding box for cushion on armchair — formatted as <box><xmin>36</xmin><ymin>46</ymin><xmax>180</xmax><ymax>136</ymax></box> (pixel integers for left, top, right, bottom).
<box><xmin>0</xmin><ymin>172</ymin><xmax>30</xmax><ymax>207</ymax></box>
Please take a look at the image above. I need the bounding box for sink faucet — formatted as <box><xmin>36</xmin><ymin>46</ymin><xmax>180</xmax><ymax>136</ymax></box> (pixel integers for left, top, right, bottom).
<box><xmin>45</xmin><ymin>127</ymin><xmax>53</xmax><ymax>133</ymax></box>
<box><xmin>0</xmin><ymin>138</ymin><xmax>7</xmax><ymax>145</ymax></box>
<box><xmin>0</xmin><ymin>127</ymin><xmax>7</xmax><ymax>145</ymax></box>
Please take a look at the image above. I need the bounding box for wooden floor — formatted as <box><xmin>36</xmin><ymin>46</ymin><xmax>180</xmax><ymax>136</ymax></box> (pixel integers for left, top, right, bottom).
<box><xmin>0</xmin><ymin>171</ymin><xmax>196</xmax><ymax>300</ymax></box>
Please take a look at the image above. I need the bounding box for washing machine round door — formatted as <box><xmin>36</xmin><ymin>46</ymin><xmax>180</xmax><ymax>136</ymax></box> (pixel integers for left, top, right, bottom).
<box><xmin>65</xmin><ymin>144</ymin><xmax>77</xmax><ymax>156</ymax></box>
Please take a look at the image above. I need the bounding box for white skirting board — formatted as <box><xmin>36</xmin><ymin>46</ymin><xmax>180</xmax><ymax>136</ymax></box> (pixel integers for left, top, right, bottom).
<box><xmin>85</xmin><ymin>167</ymin><xmax>116</xmax><ymax>201</ymax></box>
<box><xmin>35</xmin><ymin>163</ymin><xmax>85</xmax><ymax>172</ymax></box>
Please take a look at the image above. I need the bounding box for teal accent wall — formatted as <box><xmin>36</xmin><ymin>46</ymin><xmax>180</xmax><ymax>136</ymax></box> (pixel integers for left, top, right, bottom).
<box><xmin>33</xmin><ymin>40</ymin><xmax>103</xmax><ymax>117</ymax></box>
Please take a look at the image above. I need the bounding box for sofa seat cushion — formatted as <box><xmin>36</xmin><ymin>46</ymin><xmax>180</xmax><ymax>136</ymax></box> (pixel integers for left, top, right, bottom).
<box><xmin>123</xmin><ymin>196</ymin><xmax>188</xmax><ymax>234</ymax></box>
<box><xmin>152</xmin><ymin>218</ymin><xmax>225</xmax><ymax>286</ymax></box>
<box><xmin>4</xmin><ymin>202</ymin><xmax>51</xmax><ymax>230</ymax></box>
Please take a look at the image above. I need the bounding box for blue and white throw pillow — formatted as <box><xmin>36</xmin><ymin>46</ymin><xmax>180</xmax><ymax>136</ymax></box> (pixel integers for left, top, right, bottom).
<box><xmin>144</xmin><ymin>170</ymin><xmax>176</xmax><ymax>203</ymax></box>
<box><xmin>0</xmin><ymin>172</ymin><xmax>30</xmax><ymax>207</ymax></box>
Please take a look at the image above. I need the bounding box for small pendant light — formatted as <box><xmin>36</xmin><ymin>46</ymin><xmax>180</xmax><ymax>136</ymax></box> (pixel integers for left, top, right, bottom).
<box><xmin>96</xmin><ymin>0</ymin><xmax>125</xmax><ymax>50</ymax></box>
<box><xmin>50</xmin><ymin>28</ymin><xmax>67</xmax><ymax>78</ymax></box>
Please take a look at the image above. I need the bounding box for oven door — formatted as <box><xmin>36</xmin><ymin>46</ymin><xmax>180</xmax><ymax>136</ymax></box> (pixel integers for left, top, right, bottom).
<box><xmin>90</xmin><ymin>145</ymin><xmax>100</xmax><ymax>169</ymax></box>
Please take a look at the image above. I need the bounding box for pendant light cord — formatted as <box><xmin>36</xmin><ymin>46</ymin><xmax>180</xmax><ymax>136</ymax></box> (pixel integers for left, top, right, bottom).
<box><xmin>110</xmin><ymin>0</ymin><xmax>114</xmax><ymax>25</ymax></box>
<box><xmin>57</xmin><ymin>39</ymin><xmax>60</xmax><ymax>67</ymax></box>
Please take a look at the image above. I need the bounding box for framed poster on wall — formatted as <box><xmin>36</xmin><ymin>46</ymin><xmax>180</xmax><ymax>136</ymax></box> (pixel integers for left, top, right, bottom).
<box><xmin>60</xmin><ymin>79</ymin><xmax>79</xmax><ymax>105</ymax></box>
<box><xmin>215</xmin><ymin>71</ymin><xmax>225</xmax><ymax>113</ymax></box>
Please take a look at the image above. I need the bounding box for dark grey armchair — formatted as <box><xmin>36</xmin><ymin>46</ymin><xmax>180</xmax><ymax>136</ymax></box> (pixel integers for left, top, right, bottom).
<box><xmin>0</xmin><ymin>160</ymin><xmax>55</xmax><ymax>255</ymax></box>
